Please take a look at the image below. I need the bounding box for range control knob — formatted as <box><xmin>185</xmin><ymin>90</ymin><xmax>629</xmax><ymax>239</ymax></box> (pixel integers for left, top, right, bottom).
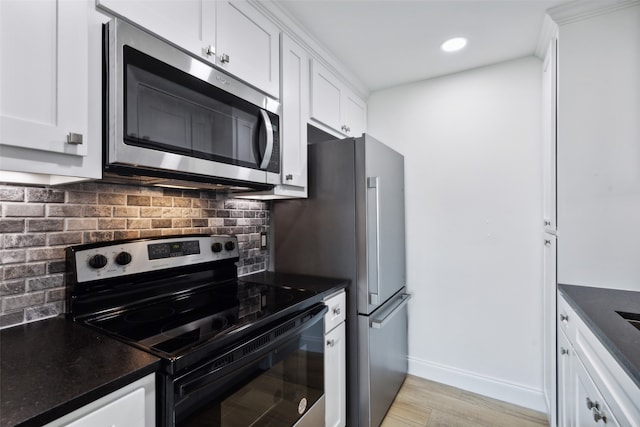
<box><xmin>224</xmin><ymin>241</ymin><xmax>236</xmax><ymax>251</ymax></box>
<box><xmin>211</xmin><ymin>242</ymin><xmax>223</xmax><ymax>253</ymax></box>
<box><xmin>88</xmin><ymin>254</ymin><xmax>108</xmax><ymax>269</ymax></box>
<box><xmin>115</xmin><ymin>251</ymin><xmax>132</xmax><ymax>266</ymax></box>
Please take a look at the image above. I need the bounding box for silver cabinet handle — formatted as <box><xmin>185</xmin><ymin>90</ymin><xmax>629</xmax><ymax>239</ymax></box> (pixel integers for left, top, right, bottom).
<box><xmin>67</xmin><ymin>132</ymin><xmax>83</xmax><ymax>145</ymax></box>
<box><xmin>367</xmin><ymin>176</ymin><xmax>381</xmax><ymax>305</ymax></box>
<box><xmin>545</xmin><ymin>239</ymin><xmax>551</xmax><ymax>246</ymax></box>
<box><xmin>285</xmin><ymin>174</ymin><xmax>293</xmax><ymax>180</ymax></box>
<box><xmin>544</xmin><ymin>219</ymin><xmax>551</xmax><ymax>226</ymax></box>
<box><xmin>219</xmin><ymin>53</ymin><xmax>230</xmax><ymax>64</ymax></box>
<box><xmin>560</xmin><ymin>313</ymin><xmax>569</xmax><ymax>322</ymax></box>
<box><xmin>332</xmin><ymin>307</ymin><xmax>340</xmax><ymax>315</ymax></box>
<box><xmin>586</xmin><ymin>397</ymin><xmax>596</xmax><ymax>410</ymax></box>
<box><xmin>346</xmin><ymin>126</ymin><xmax>351</xmax><ymax>133</ymax></box>
<box><xmin>341</xmin><ymin>125</ymin><xmax>347</xmax><ymax>132</ymax></box>
<box><xmin>326</xmin><ymin>339</ymin><xmax>336</xmax><ymax>347</ymax></box>
<box><xmin>560</xmin><ymin>347</ymin><xmax>569</xmax><ymax>355</ymax></box>
<box><xmin>371</xmin><ymin>294</ymin><xmax>412</xmax><ymax>329</ymax></box>
<box><xmin>205</xmin><ymin>45</ymin><xmax>215</xmax><ymax>56</ymax></box>
<box><xmin>258</xmin><ymin>110</ymin><xmax>274</xmax><ymax>170</ymax></box>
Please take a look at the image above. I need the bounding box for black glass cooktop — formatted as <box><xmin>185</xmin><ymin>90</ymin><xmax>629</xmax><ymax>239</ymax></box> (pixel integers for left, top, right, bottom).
<box><xmin>86</xmin><ymin>280</ymin><xmax>318</xmax><ymax>357</ymax></box>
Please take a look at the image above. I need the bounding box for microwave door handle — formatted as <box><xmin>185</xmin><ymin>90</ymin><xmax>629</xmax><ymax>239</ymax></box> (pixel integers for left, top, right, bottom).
<box><xmin>259</xmin><ymin>110</ymin><xmax>274</xmax><ymax>169</ymax></box>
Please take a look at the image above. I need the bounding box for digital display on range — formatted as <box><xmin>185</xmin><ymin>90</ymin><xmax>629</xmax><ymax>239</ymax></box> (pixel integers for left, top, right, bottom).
<box><xmin>147</xmin><ymin>240</ymin><xmax>200</xmax><ymax>260</ymax></box>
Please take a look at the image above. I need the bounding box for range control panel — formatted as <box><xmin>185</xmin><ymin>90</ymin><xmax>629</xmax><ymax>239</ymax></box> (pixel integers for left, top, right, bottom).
<box><xmin>71</xmin><ymin>235</ymin><xmax>239</xmax><ymax>284</ymax></box>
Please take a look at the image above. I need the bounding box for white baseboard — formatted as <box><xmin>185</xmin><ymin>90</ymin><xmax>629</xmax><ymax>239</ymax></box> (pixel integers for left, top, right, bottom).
<box><xmin>408</xmin><ymin>356</ymin><xmax>548</xmax><ymax>413</ymax></box>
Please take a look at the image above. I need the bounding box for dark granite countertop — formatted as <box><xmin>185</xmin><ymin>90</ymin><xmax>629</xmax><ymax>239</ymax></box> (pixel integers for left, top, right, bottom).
<box><xmin>241</xmin><ymin>271</ymin><xmax>348</xmax><ymax>297</ymax></box>
<box><xmin>0</xmin><ymin>316</ymin><xmax>160</xmax><ymax>427</ymax></box>
<box><xmin>559</xmin><ymin>284</ymin><xmax>640</xmax><ymax>389</ymax></box>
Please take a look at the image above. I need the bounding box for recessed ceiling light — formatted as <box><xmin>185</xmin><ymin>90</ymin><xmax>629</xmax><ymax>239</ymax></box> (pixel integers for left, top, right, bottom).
<box><xmin>441</xmin><ymin>37</ymin><xmax>467</xmax><ymax>53</ymax></box>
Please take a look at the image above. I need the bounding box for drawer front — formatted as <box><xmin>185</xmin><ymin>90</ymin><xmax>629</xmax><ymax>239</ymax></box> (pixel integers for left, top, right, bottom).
<box><xmin>324</xmin><ymin>291</ymin><xmax>346</xmax><ymax>333</ymax></box>
<box><xmin>557</xmin><ymin>294</ymin><xmax>577</xmax><ymax>341</ymax></box>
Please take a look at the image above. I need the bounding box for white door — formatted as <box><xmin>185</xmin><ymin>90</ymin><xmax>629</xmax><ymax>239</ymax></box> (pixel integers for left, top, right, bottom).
<box><xmin>342</xmin><ymin>92</ymin><xmax>367</xmax><ymax>137</ymax></box>
<box><xmin>216</xmin><ymin>1</ymin><xmax>280</xmax><ymax>97</ymax></box>
<box><xmin>325</xmin><ymin>324</ymin><xmax>346</xmax><ymax>427</ymax></box>
<box><xmin>310</xmin><ymin>60</ymin><xmax>343</xmax><ymax>133</ymax></box>
<box><xmin>1</xmin><ymin>0</ymin><xmax>88</xmax><ymax>157</ymax></box>
<box><xmin>557</xmin><ymin>329</ymin><xmax>573</xmax><ymax>427</ymax></box>
<box><xmin>96</xmin><ymin>0</ymin><xmax>216</xmax><ymax>63</ymax></box>
<box><xmin>280</xmin><ymin>34</ymin><xmax>308</xmax><ymax>189</ymax></box>
<box><xmin>542</xmin><ymin>36</ymin><xmax>557</xmax><ymax>233</ymax></box>
<box><xmin>543</xmin><ymin>235</ymin><xmax>557</xmax><ymax>427</ymax></box>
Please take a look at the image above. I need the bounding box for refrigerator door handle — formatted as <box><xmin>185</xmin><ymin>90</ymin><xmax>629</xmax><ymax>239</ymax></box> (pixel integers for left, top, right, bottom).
<box><xmin>371</xmin><ymin>293</ymin><xmax>412</xmax><ymax>329</ymax></box>
<box><xmin>367</xmin><ymin>176</ymin><xmax>381</xmax><ymax>305</ymax></box>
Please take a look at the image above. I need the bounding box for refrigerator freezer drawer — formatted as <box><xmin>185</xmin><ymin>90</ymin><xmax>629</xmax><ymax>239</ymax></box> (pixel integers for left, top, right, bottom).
<box><xmin>358</xmin><ymin>292</ymin><xmax>410</xmax><ymax>427</ymax></box>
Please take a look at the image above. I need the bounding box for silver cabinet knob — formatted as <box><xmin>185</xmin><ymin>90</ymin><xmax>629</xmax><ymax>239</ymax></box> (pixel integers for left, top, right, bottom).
<box><xmin>326</xmin><ymin>339</ymin><xmax>335</xmax><ymax>347</ymax></box>
<box><xmin>341</xmin><ymin>125</ymin><xmax>347</xmax><ymax>132</ymax></box>
<box><xmin>285</xmin><ymin>174</ymin><xmax>293</xmax><ymax>180</ymax></box>
<box><xmin>593</xmin><ymin>410</ymin><xmax>607</xmax><ymax>424</ymax></box>
<box><xmin>332</xmin><ymin>307</ymin><xmax>340</xmax><ymax>315</ymax></box>
<box><xmin>205</xmin><ymin>45</ymin><xmax>215</xmax><ymax>56</ymax></box>
<box><xmin>67</xmin><ymin>132</ymin><xmax>83</xmax><ymax>145</ymax></box>
<box><xmin>544</xmin><ymin>220</ymin><xmax>551</xmax><ymax>226</ymax></box>
<box><xmin>560</xmin><ymin>347</ymin><xmax>569</xmax><ymax>355</ymax></box>
<box><xmin>219</xmin><ymin>53</ymin><xmax>230</xmax><ymax>64</ymax></box>
<box><xmin>545</xmin><ymin>239</ymin><xmax>551</xmax><ymax>246</ymax></box>
<box><xmin>346</xmin><ymin>126</ymin><xmax>351</xmax><ymax>133</ymax></box>
<box><xmin>560</xmin><ymin>314</ymin><xmax>569</xmax><ymax>322</ymax></box>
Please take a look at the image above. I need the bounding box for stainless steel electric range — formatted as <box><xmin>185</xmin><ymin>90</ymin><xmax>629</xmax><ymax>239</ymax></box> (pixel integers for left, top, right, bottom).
<box><xmin>66</xmin><ymin>235</ymin><xmax>327</xmax><ymax>427</ymax></box>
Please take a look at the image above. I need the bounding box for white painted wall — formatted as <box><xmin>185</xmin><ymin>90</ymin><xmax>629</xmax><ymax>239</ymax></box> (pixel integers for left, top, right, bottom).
<box><xmin>556</xmin><ymin>4</ymin><xmax>640</xmax><ymax>292</ymax></box>
<box><xmin>367</xmin><ymin>56</ymin><xmax>545</xmax><ymax>411</ymax></box>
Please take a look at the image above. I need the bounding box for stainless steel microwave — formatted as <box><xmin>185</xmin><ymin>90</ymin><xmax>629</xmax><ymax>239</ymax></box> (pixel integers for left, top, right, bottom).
<box><xmin>104</xmin><ymin>18</ymin><xmax>281</xmax><ymax>190</ymax></box>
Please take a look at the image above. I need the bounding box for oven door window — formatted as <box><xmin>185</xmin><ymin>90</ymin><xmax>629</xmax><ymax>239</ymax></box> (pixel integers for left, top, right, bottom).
<box><xmin>175</xmin><ymin>321</ymin><xmax>324</xmax><ymax>427</ymax></box>
<box><xmin>123</xmin><ymin>46</ymin><xmax>279</xmax><ymax>173</ymax></box>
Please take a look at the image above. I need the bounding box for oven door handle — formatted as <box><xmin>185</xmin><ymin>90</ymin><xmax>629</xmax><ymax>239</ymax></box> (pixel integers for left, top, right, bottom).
<box><xmin>176</xmin><ymin>304</ymin><xmax>327</xmax><ymax>399</ymax></box>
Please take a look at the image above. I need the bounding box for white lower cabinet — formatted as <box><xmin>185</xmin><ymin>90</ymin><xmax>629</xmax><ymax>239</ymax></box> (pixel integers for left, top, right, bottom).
<box><xmin>324</xmin><ymin>291</ymin><xmax>346</xmax><ymax>427</ymax></box>
<box><xmin>43</xmin><ymin>374</ymin><xmax>155</xmax><ymax>427</ymax></box>
<box><xmin>557</xmin><ymin>295</ymin><xmax>640</xmax><ymax>427</ymax></box>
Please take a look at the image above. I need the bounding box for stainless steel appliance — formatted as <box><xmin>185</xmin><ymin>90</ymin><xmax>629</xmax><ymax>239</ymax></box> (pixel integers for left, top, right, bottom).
<box><xmin>104</xmin><ymin>18</ymin><xmax>281</xmax><ymax>190</ymax></box>
<box><xmin>67</xmin><ymin>235</ymin><xmax>326</xmax><ymax>427</ymax></box>
<box><xmin>273</xmin><ymin>134</ymin><xmax>411</xmax><ymax>427</ymax></box>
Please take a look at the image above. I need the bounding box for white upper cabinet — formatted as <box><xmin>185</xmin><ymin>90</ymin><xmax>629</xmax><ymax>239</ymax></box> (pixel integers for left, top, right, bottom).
<box><xmin>234</xmin><ymin>33</ymin><xmax>308</xmax><ymax>200</ymax></box>
<box><xmin>310</xmin><ymin>59</ymin><xmax>367</xmax><ymax>138</ymax></box>
<box><xmin>279</xmin><ymin>34</ymin><xmax>309</xmax><ymax>191</ymax></box>
<box><xmin>96</xmin><ymin>0</ymin><xmax>215</xmax><ymax>60</ymax></box>
<box><xmin>216</xmin><ymin>1</ymin><xmax>280</xmax><ymax>98</ymax></box>
<box><xmin>0</xmin><ymin>0</ymin><xmax>103</xmax><ymax>185</ymax></box>
<box><xmin>97</xmin><ymin>0</ymin><xmax>279</xmax><ymax>98</ymax></box>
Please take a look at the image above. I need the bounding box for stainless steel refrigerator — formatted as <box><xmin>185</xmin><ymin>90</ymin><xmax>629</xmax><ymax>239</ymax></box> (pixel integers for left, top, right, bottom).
<box><xmin>273</xmin><ymin>134</ymin><xmax>410</xmax><ymax>427</ymax></box>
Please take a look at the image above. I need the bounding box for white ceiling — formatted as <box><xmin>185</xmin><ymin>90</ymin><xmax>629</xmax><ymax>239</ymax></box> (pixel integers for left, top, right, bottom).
<box><xmin>275</xmin><ymin>0</ymin><xmax>571</xmax><ymax>92</ymax></box>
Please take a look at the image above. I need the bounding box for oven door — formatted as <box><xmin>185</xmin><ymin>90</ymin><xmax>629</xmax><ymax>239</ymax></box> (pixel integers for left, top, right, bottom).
<box><xmin>164</xmin><ymin>304</ymin><xmax>326</xmax><ymax>427</ymax></box>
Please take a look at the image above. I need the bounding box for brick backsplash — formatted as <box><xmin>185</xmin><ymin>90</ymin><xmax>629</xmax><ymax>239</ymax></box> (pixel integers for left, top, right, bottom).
<box><xmin>0</xmin><ymin>182</ymin><xmax>270</xmax><ymax>329</ymax></box>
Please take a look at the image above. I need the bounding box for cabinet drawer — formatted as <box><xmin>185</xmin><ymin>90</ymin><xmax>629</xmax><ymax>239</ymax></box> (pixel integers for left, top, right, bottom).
<box><xmin>324</xmin><ymin>291</ymin><xmax>346</xmax><ymax>333</ymax></box>
<box><xmin>557</xmin><ymin>294</ymin><xmax>576</xmax><ymax>340</ymax></box>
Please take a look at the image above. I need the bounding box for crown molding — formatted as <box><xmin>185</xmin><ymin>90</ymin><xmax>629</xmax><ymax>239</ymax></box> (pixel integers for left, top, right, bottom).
<box><xmin>534</xmin><ymin>14</ymin><xmax>558</xmax><ymax>59</ymax></box>
<box><xmin>249</xmin><ymin>0</ymin><xmax>369</xmax><ymax>99</ymax></box>
<box><xmin>547</xmin><ymin>0</ymin><xmax>640</xmax><ymax>25</ymax></box>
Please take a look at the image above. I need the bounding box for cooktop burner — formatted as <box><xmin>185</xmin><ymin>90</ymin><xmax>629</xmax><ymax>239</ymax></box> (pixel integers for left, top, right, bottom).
<box><xmin>67</xmin><ymin>235</ymin><xmax>324</xmax><ymax>371</ymax></box>
<box><xmin>86</xmin><ymin>280</ymin><xmax>317</xmax><ymax>357</ymax></box>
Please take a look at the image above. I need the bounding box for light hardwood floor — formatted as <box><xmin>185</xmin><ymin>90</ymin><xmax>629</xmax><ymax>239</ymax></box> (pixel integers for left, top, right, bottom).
<box><xmin>381</xmin><ymin>375</ymin><xmax>549</xmax><ymax>427</ymax></box>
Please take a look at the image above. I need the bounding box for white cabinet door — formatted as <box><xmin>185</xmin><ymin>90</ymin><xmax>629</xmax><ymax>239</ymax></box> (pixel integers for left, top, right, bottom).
<box><xmin>310</xmin><ymin>59</ymin><xmax>367</xmax><ymax>138</ymax></box>
<box><xmin>573</xmin><ymin>357</ymin><xmax>621</xmax><ymax>427</ymax></box>
<box><xmin>310</xmin><ymin>60</ymin><xmax>344</xmax><ymax>133</ymax></box>
<box><xmin>0</xmin><ymin>0</ymin><xmax>103</xmax><ymax>185</ymax></box>
<box><xmin>325</xmin><ymin>322</ymin><xmax>346</xmax><ymax>427</ymax></box>
<box><xmin>542</xmin><ymin>36</ymin><xmax>557</xmax><ymax>233</ymax></box>
<box><xmin>96</xmin><ymin>0</ymin><xmax>216</xmax><ymax>62</ymax></box>
<box><xmin>557</xmin><ymin>329</ymin><xmax>573</xmax><ymax>427</ymax></box>
<box><xmin>543</xmin><ymin>235</ymin><xmax>557</xmax><ymax>427</ymax></box>
<box><xmin>343</xmin><ymin>92</ymin><xmax>367</xmax><ymax>137</ymax></box>
<box><xmin>1</xmin><ymin>0</ymin><xmax>88</xmax><ymax>157</ymax></box>
<box><xmin>216</xmin><ymin>1</ymin><xmax>280</xmax><ymax>98</ymax></box>
<box><xmin>280</xmin><ymin>34</ymin><xmax>308</xmax><ymax>190</ymax></box>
